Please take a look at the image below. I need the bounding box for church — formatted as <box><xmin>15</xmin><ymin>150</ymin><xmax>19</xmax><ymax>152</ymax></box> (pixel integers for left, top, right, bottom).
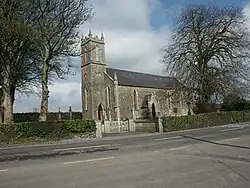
<box><xmin>81</xmin><ymin>31</ymin><xmax>189</xmax><ymax>121</ymax></box>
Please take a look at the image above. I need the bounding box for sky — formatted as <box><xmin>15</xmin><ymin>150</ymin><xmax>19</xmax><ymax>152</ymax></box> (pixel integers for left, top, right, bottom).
<box><xmin>14</xmin><ymin>0</ymin><xmax>250</xmax><ymax>113</ymax></box>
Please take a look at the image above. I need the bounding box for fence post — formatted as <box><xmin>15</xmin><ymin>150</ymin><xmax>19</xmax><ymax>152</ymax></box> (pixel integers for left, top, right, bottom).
<box><xmin>95</xmin><ymin>121</ymin><xmax>103</xmax><ymax>138</ymax></box>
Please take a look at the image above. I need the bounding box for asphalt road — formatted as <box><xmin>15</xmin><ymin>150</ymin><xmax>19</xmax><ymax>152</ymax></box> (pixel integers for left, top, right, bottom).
<box><xmin>1</xmin><ymin>123</ymin><xmax>250</xmax><ymax>187</ymax></box>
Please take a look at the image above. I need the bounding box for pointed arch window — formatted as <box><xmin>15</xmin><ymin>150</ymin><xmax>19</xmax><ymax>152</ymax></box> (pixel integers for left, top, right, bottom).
<box><xmin>84</xmin><ymin>88</ymin><xmax>88</xmax><ymax>111</ymax></box>
<box><xmin>96</xmin><ymin>46</ymin><xmax>100</xmax><ymax>61</ymax></box>
<box><xmin>167</xmin><ymin>92</ymin><xmax>171</xmax><ymax>109</ymax></box>
<box><xmin>133</xmin><ymin>90</ymin><xmax>138</xmax><ymax>110</ymax></box>
<box><xmin>107</xmin><ymin>86</ymin><xmax>111</xmax><ymax>108</ymax></box>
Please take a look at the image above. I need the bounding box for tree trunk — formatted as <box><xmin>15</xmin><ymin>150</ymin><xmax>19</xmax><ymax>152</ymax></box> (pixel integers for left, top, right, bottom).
<box><xmin>0</xmin><ymin>88</ymin><xmax>3</xmax><ymax>123</ymax></box>
<box><xmin>0</xmin><ymin>101</ymin><xmax>3</xmax><ymax>123</ymax></box>
<box><xmin>3</xmin><ymin>64</ymin><xmax>14</xmax><ymax>124</ymax></box>
<box><xmin>0</xmin><ymin>86</ymin><xmax>15</xmax><ymax>123</ymax></box>
<box><xmin>39</xmin><ymin>60</ymin><xmax>49</xmax><ymax>122</ymax></box>
<box><xmin>3</xmin><ymin>89</ymin><xmax>13</xmax><ymax>124</ymax></box>
<box><xmin>11</xmin><ymin>85</ymin><xmax>15</xmax><ymax>106</ymax></box>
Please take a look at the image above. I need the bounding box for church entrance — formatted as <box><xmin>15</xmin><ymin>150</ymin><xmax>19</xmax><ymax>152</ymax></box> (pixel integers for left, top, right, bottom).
<box><xmin>152</xmin><ymin>103</ymin><xmax>156</xmax><ymax>118</ymax></box>
<box><xmin>98</xmin><ymin>104</ymin><xmax>104</xmax><ymax>122</ymax></box>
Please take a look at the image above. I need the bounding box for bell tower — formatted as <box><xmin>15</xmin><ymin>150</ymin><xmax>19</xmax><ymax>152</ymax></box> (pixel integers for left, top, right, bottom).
<box><xmin>81</xmin><ymin>29</ymin><xmax>107</xmax><ymax>120</ymax></box>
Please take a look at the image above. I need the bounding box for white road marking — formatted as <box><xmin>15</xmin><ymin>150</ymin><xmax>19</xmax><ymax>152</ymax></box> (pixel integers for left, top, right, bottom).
<box><xmin>154</xmin><ymin>136</ymin><xmax>181</xmax><ymax>141</ymax></box>
<box><xmin>0</xmin><ymin>169</ymin><xmax>8</xmax><ymax>173</ymax></box>
<box><xmin>169</xmin><ymin>145</ymin><xmax>191</xmax><ymax>151</ymax></box>
<box><xmin>63</xmin><ymin>157</ymin><xmax>115</xmax><ymax>165</ymax></box>
<box><xmin>216</xmin><ymin>137</ymin><xmax>240</xmax><ymax>143</ymax></box>
<box><xmin>54</xmin><ymin>144</ymin><xmax>111</xmax><ymax>152</ymax></box>
<box><xmin>220</xmin><ymin>127</ymin><xmax>243</xmax><ymax>132</ymax></box>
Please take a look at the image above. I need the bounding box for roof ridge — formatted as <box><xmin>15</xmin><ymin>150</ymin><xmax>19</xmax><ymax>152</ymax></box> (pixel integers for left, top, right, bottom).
<box><xmin>106</xmin><ymin>67</ymin><xmax>177</xmax><ymax>89</ymax></box>
<box><xmin>106</xmin><ymin>67</ymin><xmax>172</xmax><ymax>78</ymax></box>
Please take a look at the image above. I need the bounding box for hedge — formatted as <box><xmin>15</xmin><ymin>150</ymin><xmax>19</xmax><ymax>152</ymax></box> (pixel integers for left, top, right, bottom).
<box><xmin>0</xmin><ymin>119</ymin><xmax>96</xmax><ymax>144</ymax></box>
<box><xmin>163</xmin><ymin>111</ymin><xmax>250</xmax><ymax>132</ymax></box>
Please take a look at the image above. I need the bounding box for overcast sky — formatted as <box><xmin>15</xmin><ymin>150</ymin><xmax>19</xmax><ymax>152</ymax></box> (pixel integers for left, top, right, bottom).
<box><xmin>14</xmin><ymin>0</ymin><xmax>250</xmax><ymax>113</ymax></box>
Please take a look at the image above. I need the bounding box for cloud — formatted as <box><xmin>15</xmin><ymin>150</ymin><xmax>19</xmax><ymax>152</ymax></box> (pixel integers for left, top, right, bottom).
<box><xmin>243</xmin><ymin>2</ymin><xmax>250</xmax><ymax>29</ymax></box>
<box><xmin>14</xmin><ymin>82</ymin><xmax>81</xmax><ymax>112</ymax></box>
<box><xmin>14</xmin><ymin>0</ymin><xmax>171</xmax><ymax>112</ymax></box>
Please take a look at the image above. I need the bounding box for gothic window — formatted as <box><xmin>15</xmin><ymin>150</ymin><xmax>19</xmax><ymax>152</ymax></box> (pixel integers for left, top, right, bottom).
<box><xmin>107</xmin><ymin>86</ymin><xmax>111</xmax><ymax>108</ymax></box>
<box><xmin>96</xmin><ymin>46</ymin><xmax>100</xmax><ymax>61</ymax></box>
<box><xmin>133</xmin><ymin>90</ymin><xmax>138</xmax><ymax>110</ymax></box>
<box><xmin>167</xmin><ymin>92</ymin><xmax>171</xmax><ymax>109</ymax></box>
<box><xmin>84</xmin><ymin>88</ymin><xmax>88</xmax><ymax>111</ymax></box>
<box><xmin>173</xmin><ymin>107</ymin><xmax>178</xmax><ymax>114</ymax></box>
<box><xmin>84</xmin><ymin>50</ymin><xmax>86</xmax><ymax>63</ymax></box>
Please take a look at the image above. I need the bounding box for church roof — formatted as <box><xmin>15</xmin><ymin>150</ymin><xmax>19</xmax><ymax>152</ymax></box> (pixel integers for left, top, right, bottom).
<box><xmin>106</xmin><ymin>68</ymin><xmax>177</xmax><ymax>89</ymax></box>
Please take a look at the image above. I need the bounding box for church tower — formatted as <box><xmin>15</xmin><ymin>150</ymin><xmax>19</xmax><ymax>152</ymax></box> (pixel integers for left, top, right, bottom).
<box><xmin>81</xmin><ymin>30</ymin><xmax>106</xmax><ymax>120</ymax></box>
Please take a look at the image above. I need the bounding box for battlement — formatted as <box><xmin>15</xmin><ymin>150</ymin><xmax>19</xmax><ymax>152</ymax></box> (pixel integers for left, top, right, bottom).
<box><xmin>81</xmin><ymin>29</ymin><xmax>104</xmax><ymax>45</ymax></box>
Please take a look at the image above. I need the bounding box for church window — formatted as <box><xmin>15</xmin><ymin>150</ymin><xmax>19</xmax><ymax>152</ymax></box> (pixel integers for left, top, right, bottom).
<box><xmin>85</xmin><ymin>52</ymin><xmax>87</xmax><ymax>63</ymax></box>
<box><xmin>96</xmin><ymin>46</ymin><xmax>100</xmax><ymax>61</ymax></box>
<box><xmin>85</xmin><ymin>88</ymin><xmax>88</xmax><ymax>111</ymax></box>
<box><xmin>133</xmin><ymin>90</ymin><xmax>138</xmax><ymax>110</ymax></box>
<box><xmin>173</xmin><ymin>107</ymin><xmax>178</xmax><ymax>114</ymax></box>
<box><xmin>167</xmin><ymin>92</ymin><xmax>171</xmax><ymax>109</ymax></box>
<box><xmin>107</xmin><ymin>86</ymin><xmax>111</xmax><ymax>108</ymax></box>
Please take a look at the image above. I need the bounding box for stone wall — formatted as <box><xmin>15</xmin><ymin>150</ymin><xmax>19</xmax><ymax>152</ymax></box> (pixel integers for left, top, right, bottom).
<box><xmin>118</xmin><ymin>85</ymin><xmax>188</xmax><ymax>120</ymax></box>
<box><xmin>100</xmin><ymin>119</ymin><xmax>135</xmax><ymax>134</ymax></box>
<box><xmin>99</xmin><ymin>118</ymin><xmax>163</xmax><ymax>134</ymax></box>
<box><xmin>135</xmin><ymin>121</ymin><xmax>157</xmax><ymax>132</ymax></box>
<box><xmin>13</xmin><ymin>112</ymin><xmax>82</xmax><ymax>123</ymax></box>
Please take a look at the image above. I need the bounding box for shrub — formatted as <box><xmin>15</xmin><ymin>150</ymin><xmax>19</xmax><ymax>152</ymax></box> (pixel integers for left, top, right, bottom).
<box><xmin>163</xmin><ymin>111</ymin><xmax>250</xmax><ymax>132</ymax></box>
<box><xmin>0</xmin><ymin>120</ymin><xmax>96</xmax><ymax>143</ymax></box>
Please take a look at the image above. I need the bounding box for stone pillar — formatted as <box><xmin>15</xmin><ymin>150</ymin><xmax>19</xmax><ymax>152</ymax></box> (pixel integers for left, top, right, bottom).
<box><xmin>147</xmin><ymin>95</ymin><xmax>152</xmax><ymax>119</ymax></box>
<box><xmin>108</xmin><ymin>109</ymin><xmax>111</xmax><ymax>120</ymax></box>
<box><xmin>157</xmin><ymin>101</ymin><xmax>161</xmax><ymax>117</ymax></box>
<box><xmin>157</xmin><ymin>112</ymin><xmax>163</xmax><ymax>133</ymax></box>
<box><xmin>95</xmin><ymin>121</ymin><xmax>103</xmax><ymax>138</ymax></box>
<box><xmin>128</xmin><ymin>119</ymin><xmax>135</xmax><ymax>132</ymax></box>
<box><xmin>103</xmin><ymin>108</ymin><xmax>107</xmax><ymax>120</ymax></box>
<box><xmin>114</xmin><ymin>72</ymin><xmax>120</xmax><ymax>121</ymax></box>
<box><xmin>104</xmin><ymin>120</ymin><xmax>111</xmax><ymax>134</ymax></box>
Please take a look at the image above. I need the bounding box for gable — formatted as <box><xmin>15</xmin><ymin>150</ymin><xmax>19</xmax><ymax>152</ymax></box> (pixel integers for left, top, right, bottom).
<box><xmin>106</xmin><ymin>68</ymin><xmax>177</xmax><ymax>89</ymax></box>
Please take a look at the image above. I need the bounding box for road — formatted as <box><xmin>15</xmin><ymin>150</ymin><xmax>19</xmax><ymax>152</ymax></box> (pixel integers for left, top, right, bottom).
<box><xmin>0</xmin><ymin>123</ymin><xmax>250</xmax><ymax>187</ymax></box>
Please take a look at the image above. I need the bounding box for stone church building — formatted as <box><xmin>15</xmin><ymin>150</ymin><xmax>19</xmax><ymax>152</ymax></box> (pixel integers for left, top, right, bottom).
<box><xmin>81</xmin><ymin>31</ymin><xmax>189</xmax><ymax>121</ymax></box>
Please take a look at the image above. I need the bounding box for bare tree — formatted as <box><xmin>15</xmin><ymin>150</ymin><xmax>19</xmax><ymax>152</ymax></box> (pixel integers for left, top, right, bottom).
<box><xmin>27</xmin><ymin>0</ymin><xmax>92</xmax><ymax>121</ymax></box>
<box><xmin>163</xmin><ymin>4</ymin><xmax>250</xmax><ymax>113</ymax></box>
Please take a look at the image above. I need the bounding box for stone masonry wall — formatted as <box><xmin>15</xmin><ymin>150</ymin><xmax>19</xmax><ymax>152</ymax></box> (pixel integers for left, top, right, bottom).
<box><xmin>118</xmin><ymin>85</ymin><xmax>187</xmax><ymax>120</ymax></box>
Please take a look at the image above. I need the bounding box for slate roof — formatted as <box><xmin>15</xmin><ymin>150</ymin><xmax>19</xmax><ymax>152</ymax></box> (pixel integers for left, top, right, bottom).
<box><xmin>106</xmin><ymin>68</ymin><xmax>177</xmax><ymax>89</ymax></box>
